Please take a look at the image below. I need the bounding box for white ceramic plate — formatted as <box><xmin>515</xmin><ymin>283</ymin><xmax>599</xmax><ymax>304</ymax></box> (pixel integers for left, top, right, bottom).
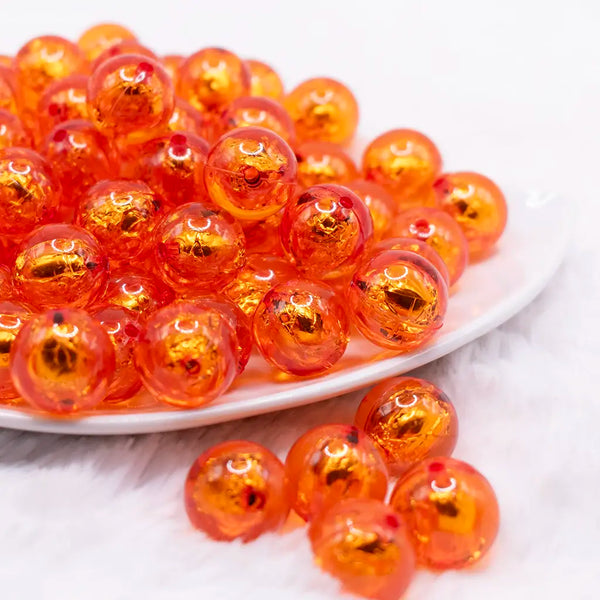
<box><xmin>0</xmin><ymin>187</ymin><xmax>569</xmax><ymax>435</ymax></box>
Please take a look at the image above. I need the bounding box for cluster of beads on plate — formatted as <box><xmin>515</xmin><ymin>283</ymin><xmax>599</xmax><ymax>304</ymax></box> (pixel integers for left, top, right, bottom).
<box><xmin>0</xmin><ymin>24</ymin><xmax>507</xmax><ymax>416</ymax></box>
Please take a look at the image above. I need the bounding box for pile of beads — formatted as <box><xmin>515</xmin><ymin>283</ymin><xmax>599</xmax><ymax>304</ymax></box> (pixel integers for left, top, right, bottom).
<box><xmin>0</xmin><ymin>25</ymin><xmax>508</xmax><ymax>415</ymax></box>
<box><xmin>184</xmin><ymin>376</ymin><xmax>500</xmax><ymax>598</ymax></box>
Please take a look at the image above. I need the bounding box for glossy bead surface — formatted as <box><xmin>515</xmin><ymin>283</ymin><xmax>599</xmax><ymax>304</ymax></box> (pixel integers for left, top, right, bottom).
<box><xmin>162</xmin><ymin>54</ymin><xmax>183</xmax><ymax>83</ymax></box>
<box><xmin>167</xmin><ymin>97</ymin><xmax>209</xmax><ymax>137</ymax></box>
<box><xmin>346</xmin><ymin>180</ymin><xmax>396</xmax><ymax>242</ymax></box>
<box><xmin>309</xmin><ymin>498</ymin><xmax>416</xmax><ymax>600</ymax></box>
<box><xmin>10</xmin><ymin>308</ymin><xmax>115</xmax><ymax>414</ymax></box>
<box><xmin>295</xmin><ymin>141</ymin><xmax>357</xmax><ymax>189</ymax></box>
<box><xmin>135</xmin><ymin>301</ymin><xmax>238</xmax><ymax>407</ymax></box>
<box><xmin>0</xmin><ymin>66</ymin><xmax>17</xmax><ymax>114</ymax></box>
<box><xmin>389</xmin><ymin>457</ymin><xmax>500</xmax><ymax>569</ymax></box>
<box><xmin>285</xmin><ymin>424</ymin><xmax>388</xmax><ymax>521</ymax></box>
<box><xmin>247</xmin><ymin>59</ymin><xmax>284</xmax><ymax>100</ymax></box>
<box><xmin>13</xmin><ymin>224</ymin><xmax>108</xmax><ymax>310</ymax></box>
<box><xmin>0</xmin><ymin>265</ymin><xmax>12</xmax><ymax>297</ymax></box>
<box><xmin>0</xmin><ymin>109</ymin><xmax>31</xmax><ymax>149</ymax></box>
<box><xmin>348</xmin><ymin>249</ymin><xmax>448</xmax><ymax>351</ymax></box>
<box><xmin>391</xmin><ymin>207</ymin><xmax>469</xmax><ymax>286</ymax></box>
<box><xmin>0</xmin><ymin>301</ymin><xmax>31</xmax><ymax>401</ymax></box>
<box><xmin>241</xmin><ymin>211</ymin><xmax>284</xmax><ymax>256</ymax></box>
<box><xmin>355</xmin><ymin>377</ymin><xmax>458</xmax><ymax>474</ymax></box>
<box><xmin>78</xmin><ymin>23</ymin><xmax>137</xmax><ymax>61</ymax></box>
<box><xmin>280</xmin><ymin>184</ymin><xmax>373</xmax><ymax>280</ymax></box>
<box><xmin>435</xmin><ymin>172</ymin><xmax>508</xmax><ymax>258</ymax></box>
<box><xmin>89</xmin><ymin>42</ymin><xmax>157</xmax><ymax>73</ymax></box>
<box><xmin>205</xmin><ymin>126</ymin><xmax>296</xmax><ymax>220</ymax></box>
<box><xmin>185</xmin><ymin>440</ymin><xmax>289</xmax><ymax>542</ymax></box>
<box><xmin>285</xmin><ymin>78</ymin><xmax>358</xmax><ymax>145</ymax></box>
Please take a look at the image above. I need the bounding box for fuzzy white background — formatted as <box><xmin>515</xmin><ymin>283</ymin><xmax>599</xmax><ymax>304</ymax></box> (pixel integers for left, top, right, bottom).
<box><xmin>1</xmin><ymin>1</ymin><xmax>599</xmax><ymax>598</ymax></box>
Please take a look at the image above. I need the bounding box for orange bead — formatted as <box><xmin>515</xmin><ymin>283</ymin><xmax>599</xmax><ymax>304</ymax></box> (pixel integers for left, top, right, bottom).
<box><xmin>241</xmin><ymin>210</ymin><xmax>284</xmax><ymax>256</ymax></box>
<box><xmin>0</xmin><ymin>56</ymin><xmax>12</xmax><ymax>68</ymax></box>
<box><xmin>185</xmin><ymin>440</ymin><xmax>289</xmax><ymax>542</ymax></box>
<box><xmin>167</xmin><ymin>97</ymin><xmax>210</xmax><ymax>137</ymax></box>
<box><xmin>434</xmin><ymin>172</ymin><xmax>508</xmax><ymax>259</ymax></box>
<box><xmin>355</xmin><ymin>377</ymin><xmax>458</xmax><ymax>475</ymax></box>
<box><xmin>135</xmin><ymin>300</ymin><xmax>238</xmax><ymax>407</ymax></box>
<box><xmin>247</xmin><ymin>59</ymin><xmax>284</xmax><ymax>100</ymax></box>
<box><xmin>0</xmin><ymin>65</ymin><xmax>18</xmax><ymax>114</ymax></box>
<box><xmin>177</xmin><ymin>48</ymin><xmax>250</xmax><ymax>111</ymax></box>
<box><xmin>348</xmin><ymin>249</ymin><xmax>448</xmax><ymax>351</ymax></box>
<box><xmin>89</xmin><ymin>41</ymin><xmax>158</xmax><ymax>74</ymax></box>
<box><xmin>154</xmin><ymin>202</ymin><xmax>245</xmax><ymax>293</ymax></box>
<box><xmin>91</xmin><ymin>304</ymin><xmax>142</xmax><ymax>402</ymax></box>
<box><xmin>78</xmin><ymin>23</ymin><xmax>137</xmax><ymax>61</ymax></box>
<box><xmin>389</xmin><ymin>457</ymin><xmax>500</xmax><ymax>569</ymax></box>
<box><xmin>0</xmin><ymin>109</ymin><xmax>31</xmax><ymax>149</ymax></box>
<box><xmin>0</xmin><ymin>300</ymin><xmax>31</xmax><ymax>402</ymax></box>
<box><xmin>285</xmin><ymin>78</ymin><xmax>359</xmax><ymax>146</ymax></box>
<box><xmin>0</xmin><ymin>265</ymin><xmax>12</xmax><ymax>298</ymax></box>
<box><xmin>309</xmin><ymin>498</ymin><xmax>416</xmax><ymax>600</ymax></box>
<box><xmin>13</xmin><ymin>224</ymin><xmax>109</xmax><ymax>310</ymax></box>
<box><xmin>280</xmin><ymin>184</ymin><xmax>373</xmax><ymax>280</ymax></box>
<box><xmin>345</xmin><ymin>180</ymin><xmax>396</xmax><ymax>242</ymax></box>
<box><xmin>254</xmin><ymin>279</ymin><xmax>349</xmax><ymax>376</ymax></box>
<box><xmin>285</xmin><ymin>424</ymin><xmax>388</xmax><ymax>521</ymax></box>
<box><xmin>87</xmin><ymin>55</ymin><xmax>174</xmax><ymax>137</ymax></box>
<box><xmin>391</xmin><ymin>207</ymin><xmax>469</xmax><ymax>286</ymax></box>
<box><xmin>162</xmin><ymin>54</ymin><xmax>184</xmax><ymax>84</ymax></box>
<box><xmin>205</xmin><ymin>126</ymin><xmax>297</xmax><ymax>221</ymax></box>
<box><xmin>295</xmin><ymin>141</ymin><xmax>357</xmax><ymax>189</ymax></box>
<box><xmin>362</xmin><ymin>129</ymin><xmax>442</xmax><ymax>208</ymax></box>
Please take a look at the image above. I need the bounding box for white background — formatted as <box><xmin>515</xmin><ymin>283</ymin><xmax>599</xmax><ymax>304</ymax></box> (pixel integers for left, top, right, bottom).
<box><xmin>1</xmin><ymin>1</ymin><xmax>599</xmax><ymax>598</ymax></box>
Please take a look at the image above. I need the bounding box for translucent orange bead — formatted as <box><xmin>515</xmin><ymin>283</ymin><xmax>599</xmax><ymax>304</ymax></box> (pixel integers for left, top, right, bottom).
<box><xmin>0</xmin><ymin>109</ymin><xmax>31</xmax><ymax>149</ymax></box>
<box><xmin>0</xmin><ymin>300</ymin><xmax>31</xmax><ymax>402</ymax></box>
<box><xmin>177</xmin><ymin>47</ymin><xmax>250</xmax><ymax>111</ymax></box>
<box><xmin>87</xmin><ymin>55</ymin><xmax>174</xmax><ymax>137</ymax></box>
<box><xmin>348</xmin><ymin>249</ymin><xmax>448</xmax><ymax>351</ymax></box>
<box><xmin>91</xmin><ymin>304</ymin><xmax>142</xmax><ymax>402</ymax></box>
<box><xmin>162</xmin><ymin>55</ymin><xmax>184</xmax><ymax>84</ymax></box>
<box><xmin>280</xmin><ymin>184</ymin><xmax>373</xmax><ymax>280</ymax></box>
<box><xmin>90</xmin><ymin>41</ymin><xmax>158</xmax><ymax>74</ymax></box>
<box><xmin>154</xmin><ymin>202</ymin><xmax>245</xmax><ymax>293</ymax></box>
<box><xmin>135</xmin><ymin>300</ymin><xmax>238</xmax><ymax>407</ymax></box>
<box><xmin>345</xmin><ymin>180</ymin><xmax>396</xmax><ymax>242</ymax></box>
<box><xmin>362</xmin><ymin>129</ymin><xmax>442</xmax><ymax>208</ymax></box>
<box><xmin>391</xmin><ymin>207</ymin><xmax>469</xmax><ymax>286</ymax></box>
<box><xmin>241</xmin><ymin>210</ymin><xmax>284</xmax><ymax>256</ymax></box>
<box><xmin>78</xmin><ymin>23</ymin><xmax>137</xmax><ymax>62</ymax></box>
<box><xmin>285</xmin><ymin>424</ymin><xmax>388</xmax><ymax>521</ymax></box>
<box><xmin>0</xmin><ymin>56</ymin><xmax>12</xmax><ymax>68</ymax></box>
<box><xmin>247</xmin><ymin>59</ymin><xmax>284</xmax><ymax>100</ymax></box>
<box><xmin>389</xmin><ymin>457</ymin><xmax>500</xmax><ymax>569</ymax></box>
<box><xmin>295</xmin><ymin>141</ymin><xmax>357</xmax><ymax>189</ymax></box>
<box><xmin>309</xmin><ymin>498</ymin><xmax>416</xmax><ymax>600</ymax></box>
<box><xmin>0</xmin><ymin>265</ymin><xmax>12</xmax><ymax>298</ymax></box>
<box><xmin>13</xmin><ymin>224</ymin><xmax>109</xmax><ymax>310</ymax></box>
<box><xmin>285</xmin><ymin>78</ymin><xmax>359</xmax><ymax>146</ymax></box>
<box><xmin>167</xmin><ymin>97</ymin><xmax>210</xmax><ymax>137</ymax></box>
<box><xmin>0</xmin><ymin>65</ymin><xmax>17</xmax><ymax>114</ymax></box>
<box><xmin>355</xmin><ymin>377</ymin><xmax>458</xmax><ymax>475</ymax></box>
<box><xmin>185</xmin><ymin>440</ymin><xmax>289</xmax><ymax>542</ymax></box>
<box><xmin>0</xmin><ymin>148</ymin><xmax>59</xmax><ymax>239</ymax></box>
<box><xmin>205</xmin><ymin>126</ymin><xmax>297</xmax><ymax>221</ymax></box>
<box><xmin>434</xmin><ymin>172</ymin><xmax>508</xmax><ymax>259</ymax></box>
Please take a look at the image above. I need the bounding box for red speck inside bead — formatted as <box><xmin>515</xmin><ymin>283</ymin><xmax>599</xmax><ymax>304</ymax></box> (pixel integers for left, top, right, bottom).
<box><xmin>52</xmin><ymin>128</ymin><xmax>68</xmax><ymax>143</ymax></box>
<box><xmin>429</xmin><ymin>461</ymin><xmax>445</xmax><ymax>473</ymax></box>
<box><xmin>414</xmin><ymin>218</ymin><xmax>431</xmax><ymax>234</ymax></box>
<box><xmin>136</xmin><ymin>61</ymin><xmax>154</xmax><ymax>78</ymax></box>
<box><xmin>170</xmin><ymin>133</ymin><xmax>188</xmax><ymax>148</ymax></box>
<box><xmin>385</xmin><ymin>514</ymin><xmax>400</xmax><ymax>529</ymax></box>
<box><xmin>339</xmin><ymin>196</ymin><xmax>353</xmax><ymax>209</ymax></box>
<box><xmin>48</xmin><ymin>103</ymin><xmax>60</xmax><ymax>117</ymax></box>
<box><xmin>124</xmin><ymin>323</ymin><xmax>140</xmax><ymax>338</ymax></box>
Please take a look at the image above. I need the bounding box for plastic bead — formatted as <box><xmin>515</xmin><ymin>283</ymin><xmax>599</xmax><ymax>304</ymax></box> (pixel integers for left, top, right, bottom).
<box><xmin>13</xmin><ymin>224</ymin><xmax>109</xmax><ymax>310</ymax></box>
<box><xmin>0</xmin><ymin>65</ymin><xmax>17</xmax><ymax>114</ymax></box>
<box><xmin>247</xmin><ymin>59</ymin><xmax>284</xmax><ymax>100</ymax></box>
<box><xmin>285</xmin><ymin>78</ymin><xmax>359</xmax><ymax>145</ymax></box>
<box><xmin>355</xmin><ymin>377</ymin><xmax>458</xmax><ymax>474</ymax></box>
<box><xmin>285</xmin><ymin>424</ymin><xmax>388</xmax><ymax>521</ymax></box>
<box><xmin>280</xmin><ymin>184</ymin><xmax>373</xmax><ymax>280</ymax></box>
<box><xmin>0</xmin><ymin>300</ymin><xmax>31</xmax><ymax>402</ymax></box>
<box><xmin>241</xmin><ymin>211</ymin><xmax>284</xmax><ymax>256</ymax></box>
<box><xmin>162</xmin><ymin>54</ymin><xmax>184</xmax><ymax>84</ymax></box>
<box><xmin>0</xmin><ymin>109</ymin><xmax>31</xmax><ymax>149</ymax></box>
<box><xmin>0</xmin><ymin>265</ymin><xmax>12</xmax><ymax>298</ymax></box>
<box><xmin>90</xmin><ymin>42</ymin><xmax>158</xmax><ymax>74</ymax></box>
<box><xmin>345</xmin><ymin>180</ymin><xmax>396</xmax><ymax>242</ymax></box>
<box><xmin>135</xmin><ymin>300</ymin><xmax>239</xmax><ymax>407</ymax></box>
<box><xmin>348</xmin><ymin>249</ymin><xmax>448</xmax><ymax>351</ymax></box>
<box><xmin>78</xmin><ymin>23</ymin><xmax>137</xmax><ymax>61</ymax></box>
<box><xmin>167</xmin><ymin>97</ymin><xmax>209</xmax><ymax>137</ymax></box>
<box><xmin>434</xmin><ymin>172</ymin><xmax>508</xmax><ymax>259</ymax></box>
<box><xmin>390</xmin><ymin>207</ymin><xmax>469</xmax><ymax>286</ymax></box>
<box><xmin>185</xmin><ymin>440</ymin><xmax>289</xmax><ymax>542</ymax></box>
<box><xmin>0</xmin><ymin>56</ymin><xmax>12</xmax><ymax>68</ymax></box>
<box><xmin>205</xmin><ymin>126</ymin><xmax>297</xmax><ymax>221</ymax></box>
<box><xmin>295</xmin><ymin>141</ymin><xmax>357</xmax><ymax>189</ymax></box>
<box><xmin>309</xmin><ymin>498</ymin><xmax>416</xmax><ymax>600</ymax></box>
<box><xmin>389</xmin><ymin>457</ymin><xmax>500</xmax><ymax>569</ymax></box>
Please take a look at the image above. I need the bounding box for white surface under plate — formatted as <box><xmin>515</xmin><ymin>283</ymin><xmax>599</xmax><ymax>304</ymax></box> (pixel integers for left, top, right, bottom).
<box><xmin>0</xmin><ymin>187</ymin><xmax>569</xmax><ymax>435</ymax></box>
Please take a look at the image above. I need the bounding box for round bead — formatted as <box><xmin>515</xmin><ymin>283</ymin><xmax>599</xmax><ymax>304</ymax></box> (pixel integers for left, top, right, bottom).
<box><xmin>89</xmin><ymin>42</ymin><xmax>158</xmax><ymax>73</ymax></box>
<box><xmin>0</xmin><ymin>109</ymin><xmax>31</xmax><ymax>149</ymax></box>
<box><xmin>355</xmin><ymin>377</ymin><xmax>458</xmax><ymax>474</ymax></box>
<box><xmin>253</xmin><ymin>279</ymin><xmax>349</xmax><ymax>376</ymax></box>
<box><xmin>285</xmin><ymin>77</ymin><xmax>358</xmax><ymax>145</ymax></box>
<box><xmin>389</xmin><ymin>457</ymin><xmax>500</xmax><ymax>569</ymax></box>
<box><xmin>185</xmin><ymin>440</ymin><xmax>289</xmax><ymax>542</ymax></box>
<box><xmin>0</xmin><ymin>265</ymin><xmax>13</xmax><ymax>298</ymax></box>
<box><xmin>295</xmin><ymin>141</ymin><xmax>357</xmax><ymax>189</ymax></box>
<box><xmin>362</xmin><ymin>129</ymin><xmax>442</xmax><ymax>207</ymax></box>
<box><xmin>10</xmin><ymin>308</ymin><xmax>115</xmax><ymax>414</ymax></box>
<box><xmin>167</xmin><ymin>97</ymin><xmax>209</xmax><ymax>137</ymax></box>
<box><xmin>348</xmin><ymin>249</ymin><xmax>448</xmax><ymax>351</ymax></box>
<box><xmin>0</xmin><ymin>65</ymin><xmax>17</xmax><ymax>114</ymax></box>
<box><xmin>391</xmin><ymin>207</ymin><xmax>469</xmax><ymax>286</ymax></box>
<box><xmin>13</xmin><ymin>224</ymin><xmax>109</xmax><ymax>310</ymax></box>
<box><xmin>205</xmin><ymin>126</ymin><xmax>297</xmax><ymax>221</ymax></box>
<box><xmin>0</xmin><ymin>300</ymin><xmax>31</xmax><ymax>402</ymax></box>
<box><xmin>241</xmin><ymin>211</ymin><xmax>284</xmax><ymax>256</ymax></box>
<box><xmin>135</xmin><ymin>300</ymin><xmax>238</xmax><ymax>407</ymax></box>
<box><xmin>87</xmin><ymin>55</ymin><xmax>174</xmax><ymax>137</ymax></box>
<box><xmin>345</xmin><ymin>180</ymin><xmax>396</xmax><ymax>242</ymax></box>
<box><xmin>309</xmin><ymin>498</ymin><xmax>416</xmax><ymax>600</ymax></box>
<box><xmin>434</xmin><ymin>172</ymin><xmax>508</xmax><ymax>258</ymax></box>
<box><xmin>162</xmin><ymin>54</ymin><xmax>183</xmax><ymax>84</ymax></box>
<box><xmin>247</xmin><ymin>59</ymin><xmax>284</xmax><ymax>100</ymax></box>
<box><xmin>280</xmin><ymin>184</ymin><xmax>373</xmax><ymax>280</ymax></box>
<box><xmin>78</xmin><ymin>23</ymin><xmax>137</xmax><ymax>61</ymax></box>
<box><xmin>285</xmin><ymin>424</ymin><xmax>388</xmax><ymax>521</ymax></box>
<box><xmin>153</xmin><ymin>202</ymin><xmax>245</xmax><ymax>293</ymax></box>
